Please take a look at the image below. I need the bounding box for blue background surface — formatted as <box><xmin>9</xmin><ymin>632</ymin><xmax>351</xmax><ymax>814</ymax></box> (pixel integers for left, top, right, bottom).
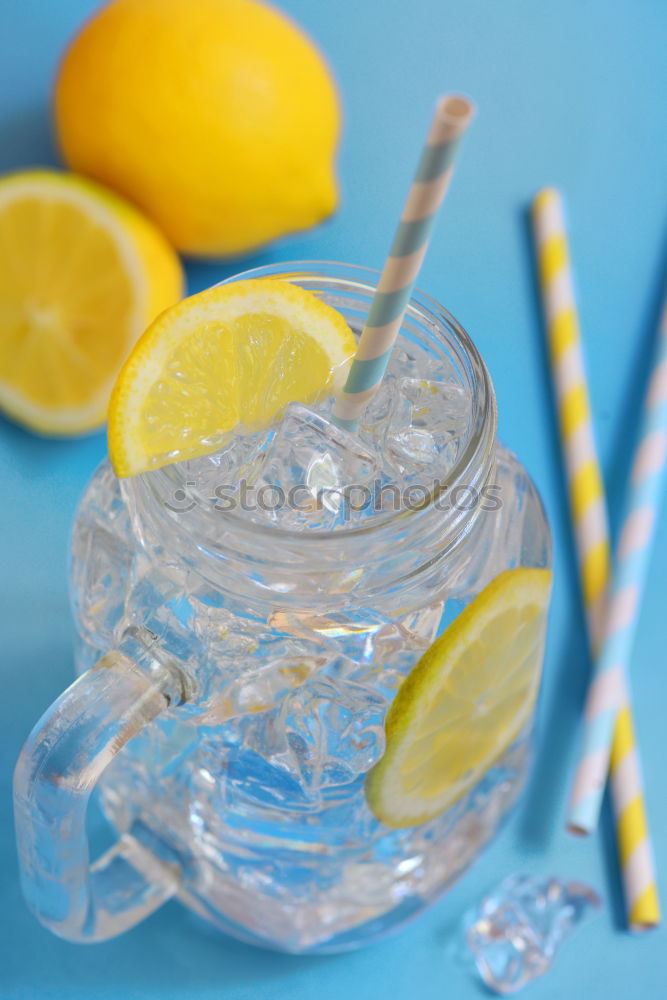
<box><xmin>1</xmin><ymin>0</ymin><xmax>667</xmax><ymax>996</ymax></box>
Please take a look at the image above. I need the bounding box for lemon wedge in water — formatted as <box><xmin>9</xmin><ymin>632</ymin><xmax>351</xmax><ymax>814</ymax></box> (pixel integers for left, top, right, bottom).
<box><xmin>365</xmin><ymin>568</ymin><xmax>552</xmax><ymax>829</ymax></box>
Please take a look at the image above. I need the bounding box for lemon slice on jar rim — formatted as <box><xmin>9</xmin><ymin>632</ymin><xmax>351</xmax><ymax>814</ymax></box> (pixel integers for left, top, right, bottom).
<box><xmin>107</xmin><ymin>278</ymin><xmax>357</xmax><ymax>477</ymax></box>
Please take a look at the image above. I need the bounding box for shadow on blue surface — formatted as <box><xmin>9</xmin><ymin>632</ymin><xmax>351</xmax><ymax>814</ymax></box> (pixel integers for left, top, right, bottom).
<box><xmin>605</xmin><ymin>225</ymin><xmax>667</xmax><ymax>534</ymax></box>
<box><xmin>598</xmin><ymin>788</ymin><xmax>629</xmax><ymax>934</ymax></box>
<box><xmin>3</xmin><ymin>900</ymin><xmax>343</xmax><ymax>997</ymax></box>
<box><xmin>0</xmin><ymin>102</ymin><xmax>58</xmax><ymax>173</ymax></box>
<box><xmin>0</xmin><ymin>410</ymin><xmax>106</xmax><ymax>477</ymax></box>
<box><xmin>183</xmin><ymin>235</ymin><xmax>344</xmax><ymax>298</ymax></box>
<box><xmin>514</xmin><ymin>207</ymin><xmax>590</xmax><ymax>853</ymax></box>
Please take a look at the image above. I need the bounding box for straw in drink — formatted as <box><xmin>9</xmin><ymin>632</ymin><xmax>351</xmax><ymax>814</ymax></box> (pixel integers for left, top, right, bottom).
<box><xmin>333</xmin><ymin>94</ymin><xmax>475</xmax><ymax>430</ymax></box>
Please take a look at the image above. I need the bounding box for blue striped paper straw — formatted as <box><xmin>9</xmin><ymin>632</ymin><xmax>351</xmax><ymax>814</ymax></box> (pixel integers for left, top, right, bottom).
<box><xmin>332</xmin><ymin>95</ymin><xmax>475</xmax><ymax>431</ymax></box>
<box><xmin>568</xmin><ymin>296</ymin><xmax>667</xmax><ymax>835</ymax></box>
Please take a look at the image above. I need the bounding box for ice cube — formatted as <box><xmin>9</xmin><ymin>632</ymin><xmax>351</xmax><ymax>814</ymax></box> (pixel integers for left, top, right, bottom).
<box><xmin>279</xmin><ymin>676</ymin><xmax>386</xmax><ymax>799</ymax></box>
<box><xmin>464</xmin><ymin>874</ymin><xmax>601</xmax><ymax>995</ymax></box>
<box><xmin>358</xmin><ymin>371</ymin><xmax>399</xmax><ymax>436</ymax></box>
<box><xmin>331</xmin><ymin>861</ymin><xmax>401</xmax><ymax>908</ymax></box>
<box><xmin>201</xmin><ymin>655</ymin><xmax>327</xmax><ymax>723</ymax></box>
<box><xmin>179</xmin><ymin>428</ymin><xmax>272</xmax><ymax>503</ymax></box>
<box><xmin>70</xmin><ymin>461</ymin><xmax>135</xmax><ymax>645</ymax></box>
<box><xmin>383</xmin><ymin>345</ymin><xmax>425</xmax><ymax>381</ymax></box>
<box><xmin>385</xmin><ymin>377</ymin><xmax>469</xmax><ymax>474</ymax></box>
<box><xmin>247</xmin><ymin>403</ymin><xmax>379</xmax><ymax>529</ymax></box>
<box><xmin>208</xmin><ymin>674</ymin><xmax>386</xmax><ymax>816</ymax></box>
<box><xmin>384</xmin><ymin>348</ymin><xmax>462</xmax><ymax>385</ymax></box>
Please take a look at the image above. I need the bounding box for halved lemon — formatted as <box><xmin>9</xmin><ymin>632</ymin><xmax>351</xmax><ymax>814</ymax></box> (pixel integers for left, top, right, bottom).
<box><xmin>0</xmin><ymin>170</ymin><xmax>183</xmax><ymax>435</ymax></box>
<box><xmin>366</xmin><ymin>568</ymin><xmax>552</xmax><ymax>829</ymax></box>
<box><xmin>108</xmin><ymin>279</ymin><xmax>356</xmax><ymax>476</ymax></box>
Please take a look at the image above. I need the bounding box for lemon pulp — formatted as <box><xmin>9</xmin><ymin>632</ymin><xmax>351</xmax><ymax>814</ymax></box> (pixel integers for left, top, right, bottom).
<box><xmin>0</xmin><ymin>170</ymin><xmax>183</xmax><ymax>435</ymax></box>
<box><xmin>108</xmin><ymin>279</ymin><xmax>356</xmax><ymax>476</ymax></box>
<box><xmin>365</xmin><ymin>568</ymin><xmax>552</xmax><ymax>829</ymax></box>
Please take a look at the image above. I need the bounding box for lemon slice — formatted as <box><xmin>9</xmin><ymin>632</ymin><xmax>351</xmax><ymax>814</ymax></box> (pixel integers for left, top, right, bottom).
<box><xmin>366</xmin><ymin>568</ymin><xmax>552</xmax><ymax>829</ymax></box>
<box><xmin>108</xmin><ymin>279</ymin><xmax>356</xmax><ymax>476</ymax></box>
<box><xmin>0</xmin><ymin>170</ymin><xmax>183</xmax><ymax>435</ymax></box>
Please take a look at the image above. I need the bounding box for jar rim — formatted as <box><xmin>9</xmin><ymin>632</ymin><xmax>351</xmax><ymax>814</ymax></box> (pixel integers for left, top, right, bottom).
<box><xmin>139</xmin><ymin>261</ymin><xmax>497</xmax><ymax>551</ymax></box>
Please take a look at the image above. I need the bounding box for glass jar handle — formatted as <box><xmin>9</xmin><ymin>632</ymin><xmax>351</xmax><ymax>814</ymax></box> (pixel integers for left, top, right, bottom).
<box><xmin>13</xmin><ymin>645</ymin><xmax>184</xmax><ymax>942</ymax></box>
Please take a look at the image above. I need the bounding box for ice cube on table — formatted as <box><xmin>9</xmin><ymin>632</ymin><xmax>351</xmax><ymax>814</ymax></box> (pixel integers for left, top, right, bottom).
<box><xmin>385</xmin><ymin>377</ymin><xmax>469</xmax><ymax>473</ymax></box>
<box><xmin>463</xmin><ymin>873</ymin><xmax>601</xmax><ymax>995</ymax></box>
<box><xmin>248</xmin><ymin>403</ymin><xmax>379</xmax><ymax>529</ymax></box>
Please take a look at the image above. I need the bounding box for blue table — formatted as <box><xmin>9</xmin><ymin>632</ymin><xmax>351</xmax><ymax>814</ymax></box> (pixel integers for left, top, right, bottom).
<box><xmin>1</xmin><ymin>1</ymin><xmax>666</xmax><ymax>996</ymax></box>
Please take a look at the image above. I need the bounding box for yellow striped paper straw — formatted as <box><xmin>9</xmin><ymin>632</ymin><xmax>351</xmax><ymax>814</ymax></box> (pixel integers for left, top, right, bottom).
<box><xmin>531</xmin><ymin>188</ymin><xmax>660</xmax><ymax>932</ymax></box>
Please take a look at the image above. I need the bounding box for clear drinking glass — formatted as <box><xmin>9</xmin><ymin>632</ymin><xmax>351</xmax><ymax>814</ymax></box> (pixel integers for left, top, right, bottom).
<box><xmin>14</xmin><ymin>262</ymin><xmax>551</xmax><ymax>951</ymax></box>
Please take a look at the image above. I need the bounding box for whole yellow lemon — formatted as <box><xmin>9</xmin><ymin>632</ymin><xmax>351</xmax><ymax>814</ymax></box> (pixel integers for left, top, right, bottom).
<box><xmin>54</xmin><ymin>0</ymin><xmax>340</xmax><ymax>257</ymax></box>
